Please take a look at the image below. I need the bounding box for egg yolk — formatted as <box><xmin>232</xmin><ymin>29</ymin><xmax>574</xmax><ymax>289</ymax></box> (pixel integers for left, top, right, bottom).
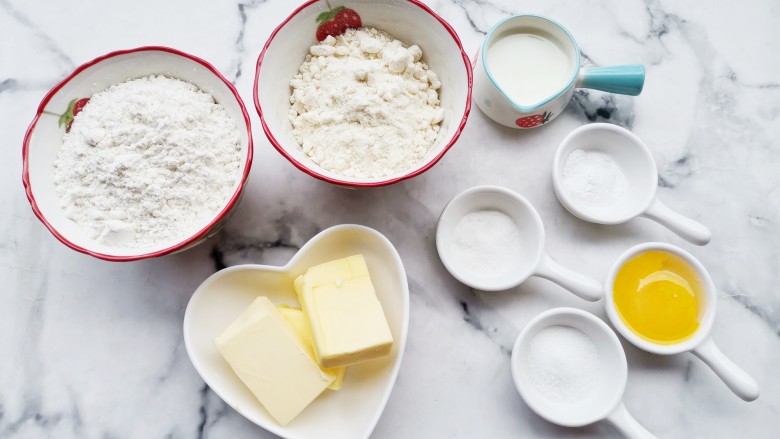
<box><xmin>613</xmin><ymin>251</ymin><xmax>702</xmax><ymax>344</ymax></box>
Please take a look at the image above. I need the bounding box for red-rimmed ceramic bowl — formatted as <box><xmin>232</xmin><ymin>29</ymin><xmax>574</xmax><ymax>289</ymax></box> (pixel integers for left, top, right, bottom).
<box><xmin>254</xmin><ymin>0</ymin><xmax>472</xmax><ymax>187</ymax></box>
<box><xmin>22</xmin><ymin>47</ymin><xmax>254</xmax><ymax>262</ymax></box>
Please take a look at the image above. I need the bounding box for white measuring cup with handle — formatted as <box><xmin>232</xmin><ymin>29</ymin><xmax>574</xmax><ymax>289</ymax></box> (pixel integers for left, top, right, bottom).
<box><xmin>511</xmin><ymin>307</ymin><xmax>656</xmax><ymax>438</ymax></box>
<box><xmin>553</xmin><ymin>123</ymin><xmax>712</xmax><ymax>246</ymax></box>
<box><xmin>436</xmin><ymin>185</ymin><xmax>603</xmax><ymax>301</ymax></box>
<box><xmin>605</xmin><ymin>242</ymin><xmax>760</xmax><ymax>401</ymax></box>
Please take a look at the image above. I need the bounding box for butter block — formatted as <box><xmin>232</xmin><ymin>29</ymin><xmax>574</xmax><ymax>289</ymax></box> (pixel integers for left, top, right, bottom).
<box><xmin>214</xmin><ymin>297</ymin><xmax>334</xmax><ymax>425</ymax></box>
<box><xmin>278</xmin><ymin>306</ymin><xmax>347</xmax><ymax>390</ymax></box>
<box><xmin>294</xmin><ymin>255</ymin><xmax>394</xmax><ymax>368</ymax></box>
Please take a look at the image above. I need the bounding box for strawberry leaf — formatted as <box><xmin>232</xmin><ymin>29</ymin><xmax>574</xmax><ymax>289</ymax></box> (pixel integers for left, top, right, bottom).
<box><xmin>57</xmin><ymin>113</ymin><xmax>69</xmax><ymax>128</ymax></box>
<box><xmin>316</xmin><ymin>6</ymin><xmax>344</xmax><ymax>25</ymax></box>
<box><xmin>58</xmin><ymin>98</ymin><xmax>77</xmax><ymax>128</ymax></box>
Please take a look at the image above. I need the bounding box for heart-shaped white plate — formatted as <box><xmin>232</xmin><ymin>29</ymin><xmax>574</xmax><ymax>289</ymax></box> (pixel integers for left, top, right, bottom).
<box><xmin>183</xmin><ymin>224</ymin><xmax>409</xmax><ymax>439</ymax></box>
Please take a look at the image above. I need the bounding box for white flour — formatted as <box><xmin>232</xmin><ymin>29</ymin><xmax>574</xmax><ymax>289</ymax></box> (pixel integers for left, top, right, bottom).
<box><xmin>449</xmin><ymin>210</ymin><xmax>523</xmax><ymax>278</ymax></box>
<box><xmin>523</xmin><ymin>325</ymin><xmax>601</xmax><ymax>404</ymax></box>
<box><xmin>561</xmin><ymin>149</ymin><xmax>627</xmax><ymax>207</ymax></box>
<box><xmin>289</xmin><ymin>27</ymin><xmax>443</xmax><ymax>179</ymax></box>
<box><xmin>53</xmin><ymin>75</ymin><xmax>242</xmax><ymax>248</ymax></box>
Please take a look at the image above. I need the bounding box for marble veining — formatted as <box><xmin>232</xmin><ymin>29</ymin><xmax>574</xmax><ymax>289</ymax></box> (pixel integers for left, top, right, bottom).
<box><xmin>1</xmin><ymin>0</ymin><xmax>779</xmax><ymax>438</ymax></box>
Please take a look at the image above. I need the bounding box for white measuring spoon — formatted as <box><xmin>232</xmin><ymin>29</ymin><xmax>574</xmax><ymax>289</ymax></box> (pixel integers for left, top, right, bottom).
<box><xmin>552</xmin><ymin>123</ymin><xmax>711</xmax><ymax>246</ymax></box>
<box><xmin>511</xmin><ymin>307</ymin><xmax>655</xmax><ymax>438</ymax></box>
<box><xmin>436</xmin><ymin>186</ymin><xmax>603</xmax><ymax>301</ymax></box>
<box><xmin>605</xmin><ymin>242</ymin><xmax>760</xmax><ymax>401</ymax></box>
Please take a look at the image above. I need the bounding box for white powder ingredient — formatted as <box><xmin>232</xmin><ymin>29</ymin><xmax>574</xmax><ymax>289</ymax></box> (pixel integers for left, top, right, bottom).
<box><xmin>449</xmin><ymin>210</ymin><xmax>523</xmax><ymax>278</ymax></box>
<box><xmin>53</xmin><ymin>75</ymin><xmax>242</xmax><ymax>248</ymax></box>
<box><xmin>561</xmin><ymin>149</ymin><xmax>627</xmax><ymax>207</ymax></box>
<box><xmin>289</xmin><ymin>27</ymin><xmax>444</xmax><ymax>179</ymax></box>
<box><xmin>523</xmin><ymin>325</ymin><xmax>601</xmax><ymax>404</ymax></box>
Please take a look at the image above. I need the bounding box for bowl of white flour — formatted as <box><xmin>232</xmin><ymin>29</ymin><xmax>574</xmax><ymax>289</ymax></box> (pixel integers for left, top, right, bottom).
<box><xmin>254</xmin><ymin>0</ymin><xmax>472</xmax><ymax>187</ymax></box>
<box><xmin>23</xmin><ymin>47</ymin><xmax>254</xmax><ymax>261</ymax></box>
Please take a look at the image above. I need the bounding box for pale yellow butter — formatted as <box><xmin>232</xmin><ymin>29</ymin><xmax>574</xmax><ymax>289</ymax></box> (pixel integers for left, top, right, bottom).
<box><xmin>278</xmin><ymin>306</ymin><xmax>347</xmax><ymax>390</ymax></box>
<box><xmin>214</xmin><ymin>297</ymin><xmax>334</xmax><ymax>426</ymax></box>
<box><xmin>294</xmin><ymin>255</ymin><xmax>394</xmax><ymax>368</ymax></box>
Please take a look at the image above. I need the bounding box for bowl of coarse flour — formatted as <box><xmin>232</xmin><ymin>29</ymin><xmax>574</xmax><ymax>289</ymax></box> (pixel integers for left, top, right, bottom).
<box><xmin>23</xmin><ymin>47</ymin><xmax>254</xmax><ymax>261</ymax></box>
<box><xmin>254</xmin><ymin>0</ymin><xmax>472</xmax><ymax>187</ymax></box>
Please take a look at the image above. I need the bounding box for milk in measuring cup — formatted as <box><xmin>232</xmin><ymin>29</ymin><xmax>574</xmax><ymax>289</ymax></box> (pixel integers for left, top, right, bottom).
<box><xmin>486</xmin><ymin>32</ymin><xmax>572</xmax><ymax>106</ymax></box>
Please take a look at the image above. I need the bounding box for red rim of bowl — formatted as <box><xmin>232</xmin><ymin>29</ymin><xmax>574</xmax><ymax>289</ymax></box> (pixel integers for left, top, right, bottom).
<box><xmin>253</xmin><ymin>0</ymin><xmax>473</xmax><ymax>187</ymax></box>
<box><xmin>21</xmin><ymin>46</ymin><xmax>254</xmax><ymax>262</ymax></box>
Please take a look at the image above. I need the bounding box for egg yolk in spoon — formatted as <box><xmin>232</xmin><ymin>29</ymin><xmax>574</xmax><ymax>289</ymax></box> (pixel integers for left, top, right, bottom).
<box><xmin>613</xmin><ymin>251</ymin><xmax>703</xmax><ymax>344</ymax></box>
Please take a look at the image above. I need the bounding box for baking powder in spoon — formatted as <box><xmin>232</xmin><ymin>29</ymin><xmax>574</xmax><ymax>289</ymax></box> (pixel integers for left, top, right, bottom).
<box><xmin>562</xmin><ymin>149</ymin><xmax>627</xmax><ymax>208</ymax></box>
<box><xmin>448</xmin><ymin>210</ymin><xmax>523</xmax><ymax>278</ymax></box>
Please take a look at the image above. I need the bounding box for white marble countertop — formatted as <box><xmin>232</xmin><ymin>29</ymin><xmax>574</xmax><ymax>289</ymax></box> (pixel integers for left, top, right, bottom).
<box><xmin>1</xmin><ymin>0</ymin><xmax>778</xmax><ymax>437</ymax></box>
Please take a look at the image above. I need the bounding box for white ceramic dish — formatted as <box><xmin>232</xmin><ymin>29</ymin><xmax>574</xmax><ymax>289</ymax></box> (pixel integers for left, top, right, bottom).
<box><xmin>552</xmin><ymin>123</ymin><xmax>711</xmax><ymax>246</ymax></box>
<box><xmin>604</xmin><ymin>242</ymin><xmax>759</xmax><ymax>401</ymax></box>
<box><xmin>511</xmin><ymin>307</ymin><xmax>655</xmax><ymax>438</ymax></box>
<box><xmin>254</xmin><ymin>0</ymin><xmax>472</xmax><ymax>187</ymax></box>
<box><xmin>183</xmin><ymin>225</ymin><xmax>409</xmax><ymax>439</ymax></box>
<box><xmin>436</xmin><ymin>185</ymin><xmax>603</xmax><ymax>301</ymax></box>
<box><xmin>22</xmin><ymin>46</ymin><xmax>254</xmax><ymax>261</ymax></box>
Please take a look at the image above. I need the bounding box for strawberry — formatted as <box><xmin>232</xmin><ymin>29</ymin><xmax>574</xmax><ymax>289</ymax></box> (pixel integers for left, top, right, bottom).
<box><xmin>515</xmin><ymin>111</ymin><xmax>552</xmax><ymax>128</ymax></box>
<box><xmin>72</xmin><ymin>98</ymin><xmax>89</xmax><ymax>116</ymax></box>
<box><xmin>316</xmin><ymin>19</ymin><xmax>346</xmax><ymax>42</ymax></box>
<box><xmin>58</xmin><ymin>97</ymin><xmax>90</xmax><ymax>133</ymax></box>
<box><xmin>315</xmin><ymin>5</ymin><xmax>361</xmax><ymax>41</ymax></box>
<box><xmin>334</xmin><ymin>8</ymin><xmax>361</xmax><ymax>29</ymax></box>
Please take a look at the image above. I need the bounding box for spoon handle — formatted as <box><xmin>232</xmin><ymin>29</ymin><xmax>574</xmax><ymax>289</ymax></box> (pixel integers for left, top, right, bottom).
<box><xmin>692</xmin><ymin>337</ymin><xmax>760</xmax><ymax>401</ymax></box>
<box><xmin>605</xmin><ymin>402</ymin><xmax>656</xmax><ymax>439</ymax></box>
<box><xmin>642</xmin><ymin>198</ymin><xmax>711</xmax><ymax>245</ymax></box>
<box><xmin>535</xmin><ymin>254</ymin><xmax>603</xmax><ymax>301</ymax></box>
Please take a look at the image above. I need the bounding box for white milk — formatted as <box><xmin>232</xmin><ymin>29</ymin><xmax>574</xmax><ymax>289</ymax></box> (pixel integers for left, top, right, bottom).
<box><xmin>486</xmin><ymin>32</ymin><xmax>572</xmax><ymax>106</ymax></box>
